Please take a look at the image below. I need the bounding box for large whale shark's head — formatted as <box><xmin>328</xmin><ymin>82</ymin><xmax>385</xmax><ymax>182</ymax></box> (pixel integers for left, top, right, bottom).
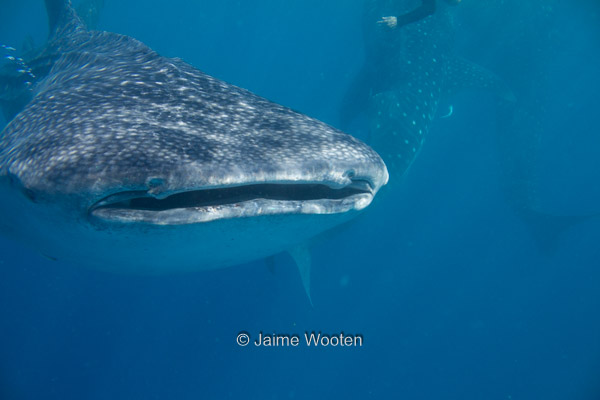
<box><xmin>0</xmin><ymin>2</ymin><xmax>387</xmax><ymax>273</ymax></box>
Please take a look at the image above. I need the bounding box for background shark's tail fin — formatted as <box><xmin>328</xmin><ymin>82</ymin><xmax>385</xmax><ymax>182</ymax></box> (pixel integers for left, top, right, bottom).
<box><xmin>518</xmin><ymin>208</ymin><xmax>599</xmax><ymax>255</ymax></box>
<box><xmin>45</xmin><ymin>0</ymin><xmax>85</xmax><ymax>39</ymax></box>
<box><xmin>495</xmin><ymin>100</ymin><xmax>598</xmax><ymax>254</ymax></box>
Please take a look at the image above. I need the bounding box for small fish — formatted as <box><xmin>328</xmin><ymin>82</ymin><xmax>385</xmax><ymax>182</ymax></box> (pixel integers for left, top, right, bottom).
<box><xmin>1</xmin><ymin>45</ymin><xmax>36</xmax><ymax>88</ymax></box>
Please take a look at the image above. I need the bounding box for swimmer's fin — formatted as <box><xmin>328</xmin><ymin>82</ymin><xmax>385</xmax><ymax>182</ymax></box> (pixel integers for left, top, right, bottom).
<box><xmin>444</xmin><ymin>56</ymin><xmax>516</xmax><ymax>102</ymax></box>
<box><xmin>289</xmin><ymin>245</ymin><xmax>313</xmax><ymax>306</ymax></box>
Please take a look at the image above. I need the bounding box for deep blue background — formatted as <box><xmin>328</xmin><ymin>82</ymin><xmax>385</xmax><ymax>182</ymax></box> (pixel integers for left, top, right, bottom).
<box><xmin>1</xmin><ymin>1</ymin><xmax>599</xmax><ymax>399</ymax></box>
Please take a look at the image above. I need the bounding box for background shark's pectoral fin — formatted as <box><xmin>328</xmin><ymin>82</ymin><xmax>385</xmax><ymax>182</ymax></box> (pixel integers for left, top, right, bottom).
<box><xmin>288</xmin><ymin>245</ymin><xmax>313</xmax><ymax>306</ymax></box>
<box><xmin>444</xmin><ymin>56</ymin><xmax>517</xmax><ymax>103</ymax></box>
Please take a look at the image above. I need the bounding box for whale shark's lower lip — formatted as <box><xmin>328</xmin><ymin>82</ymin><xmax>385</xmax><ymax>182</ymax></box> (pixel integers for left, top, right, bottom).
<box><xmin>88</xmin><ymin>181</ymin><xmax>374</xmax><ymax>225</ymax></box>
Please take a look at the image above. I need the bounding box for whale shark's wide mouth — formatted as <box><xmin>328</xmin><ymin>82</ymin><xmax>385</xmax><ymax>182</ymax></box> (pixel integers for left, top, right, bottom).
<box><xmin>89</xmin><ymin>180</ymin><xmax>375</xmax><ymax>225</ymax></box>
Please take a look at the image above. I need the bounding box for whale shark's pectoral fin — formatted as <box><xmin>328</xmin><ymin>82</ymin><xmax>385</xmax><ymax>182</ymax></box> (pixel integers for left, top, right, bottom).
<box><xmin>289</xmin><ymin>245</ymin><xmax>313</xmax><ymax>306</ymax></box>
<box><xmin>444</xmin><ymin>56</ymin><xmax>517</xmax><ymax>103</ymax></box>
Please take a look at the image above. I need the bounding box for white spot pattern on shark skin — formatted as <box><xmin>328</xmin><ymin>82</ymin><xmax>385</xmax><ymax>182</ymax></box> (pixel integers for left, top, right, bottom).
<box><xmin>348</xmin><ymin>0</ymin><xmax>458</xmax><ymax>178</ymax></box>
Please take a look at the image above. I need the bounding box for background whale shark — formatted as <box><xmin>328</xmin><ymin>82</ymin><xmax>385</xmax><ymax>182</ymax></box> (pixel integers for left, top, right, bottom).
<box><xmin>0</xmin><ymin>0</ymin><xmax>387</xmax><ymax>298</ymax></box>
<box><xmin>485</xmin><ymin>1</ymin><xmax>600</xmax><ymax>254</ymax></box>
<box><xmin>342</xmin><ymin>0</ymin><xmax>595</xmax><ymax>252</ymax></box>
<box><xmin>341</xmin><ymin>0</ymin><xmax>514</xmax><ymax>182</ymax></box>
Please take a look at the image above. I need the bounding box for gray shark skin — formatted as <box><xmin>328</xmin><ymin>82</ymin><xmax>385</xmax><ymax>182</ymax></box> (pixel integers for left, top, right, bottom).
<box><xmin>0</xmin><ymin>1</ymin><xmax>388</xmax><ymax>274</ymax></box>
<box><xmin>342</xmin><ymin>0</ymin><xmax>513</xmax><ymax>182</ymax></box>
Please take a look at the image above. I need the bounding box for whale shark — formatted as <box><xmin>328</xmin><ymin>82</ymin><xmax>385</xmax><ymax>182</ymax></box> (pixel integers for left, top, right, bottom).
<box><xmin>341</xmin><ymin>0</ymin><xmax>514</xmax><ymax>181</ymax></box>
<box><xmin>0</xmin><ymin>0</ymin><xmax>388</xmax><ymax>294</ymax></box>
<box><xmin>456</xmin><ymin>0</ymin><xmax>599</xmax><ymax>253</ymax></box>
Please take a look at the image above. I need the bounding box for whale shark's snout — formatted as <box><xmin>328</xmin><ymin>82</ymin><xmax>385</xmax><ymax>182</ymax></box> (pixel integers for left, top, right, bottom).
<box><xmin>80</xmin><ymin>127</ymin><xmax>388</xmax><ymax>225</ymax></box>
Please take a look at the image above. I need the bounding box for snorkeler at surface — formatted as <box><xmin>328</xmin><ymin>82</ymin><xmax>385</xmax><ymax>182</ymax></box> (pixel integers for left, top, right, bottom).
<box><xmin>378</xmin><ymin>0</ymin><xmax>461</xmax><ymax>28</ymax></box>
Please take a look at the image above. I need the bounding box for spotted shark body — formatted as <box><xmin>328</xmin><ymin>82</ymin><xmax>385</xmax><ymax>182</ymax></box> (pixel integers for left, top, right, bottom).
<box><xmin>0</xmin><ymin>1</ymin><xmax>387</xmax><ymax>283</ymax></box>
<box><xmin>342</xmin><ymin>0</ymin><xmax>513</xmax><ymax>181</ymax></box>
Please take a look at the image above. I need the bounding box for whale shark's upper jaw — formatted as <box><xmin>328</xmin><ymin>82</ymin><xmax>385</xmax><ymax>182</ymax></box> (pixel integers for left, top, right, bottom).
<box><xmin>88</xmin><ymin>177</ymin><xmax>380</xmax><ymax>225</ymax></box>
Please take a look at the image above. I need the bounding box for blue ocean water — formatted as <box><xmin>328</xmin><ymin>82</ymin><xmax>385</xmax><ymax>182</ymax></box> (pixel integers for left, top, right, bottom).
<box><xmin>1</xmin><ymin>1</ymin><xmax>599</xmax><ymax>399</ymax></box>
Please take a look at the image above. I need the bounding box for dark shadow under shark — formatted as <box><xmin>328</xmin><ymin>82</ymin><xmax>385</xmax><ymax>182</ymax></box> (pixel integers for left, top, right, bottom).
<box><xmin>341</xmin><ymin>0</ymin><xmax>596</xmax><ymax>253</ymax></box>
